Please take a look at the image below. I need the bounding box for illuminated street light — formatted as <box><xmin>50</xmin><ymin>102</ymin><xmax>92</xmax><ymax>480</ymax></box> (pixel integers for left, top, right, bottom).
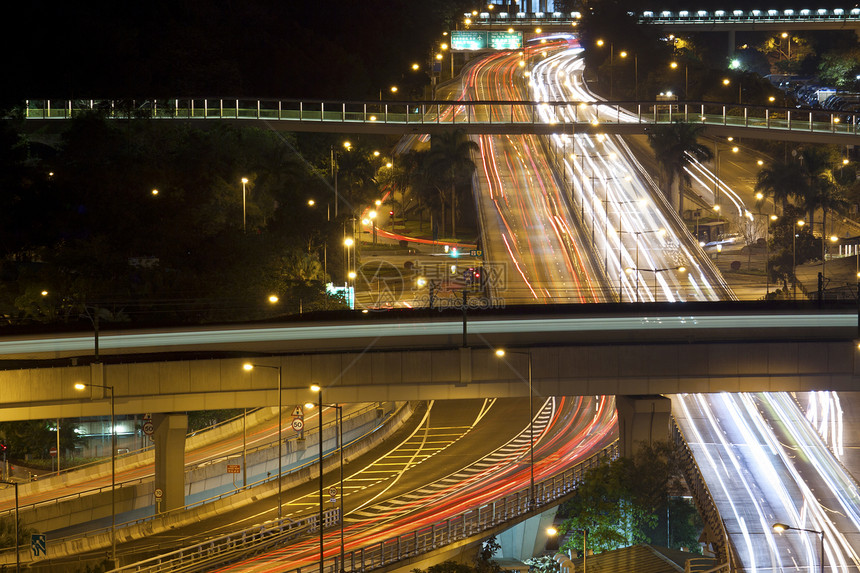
<box><xmin>74</xmin><ymin>382</ymin><xmax>116</xmax><ymax>566</ymax></box>
<box><xmin>310</xmin><ymin>384</ymin><xmax>325</xmax><ymax>573</ymax></box>
<box><xmin>494</xmin><ymin>348</ymin><xmax>536</xmax><ymax>509</ymax></box>
<box><xmin>241</xmin><ymin>177</ymin><xmax>249</xmax><ymax>233</ymax></box>
<box><xmin>242</xmin><ymin>363</ymin><xmax>283</xmax><ymax>518</ymax></box>
<box><xmin>793</xmin><ymin>220</ymin><xmax>805</xmax><ymax>299</ymax></box>
<box><xmin>773</xmin><ymin>523</ymin><xmax>824</xmax><ymax>573</ymax></box>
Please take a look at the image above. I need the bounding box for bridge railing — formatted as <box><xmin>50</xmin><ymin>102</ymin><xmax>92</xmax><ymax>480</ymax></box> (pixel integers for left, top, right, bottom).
<box><xmin>18</xmin><ymin>99</ymin><xmax>859</xmax><ymax>138</ymax></box>
<box><xmin>113</xmin><ymin>440</ymin><xmax>619</xmax><ymax>573</ymax></box>
<box><xmin>672</xmin><ymin>419</ymin><xmax>735</xmax><ymax>570</ymax></box>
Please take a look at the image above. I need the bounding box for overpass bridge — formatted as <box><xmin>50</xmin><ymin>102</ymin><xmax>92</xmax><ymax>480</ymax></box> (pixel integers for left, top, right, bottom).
<box><xmin>16</xmin><ymin>98</ymin><xmax>859</xmax><ymax>144</ymax></box>
<box><xmin>1</xmin><ymin>303</ymin><xmax>856</xmax><ymax>421</ymax></box>
<box><xmin>465</xmin><ymin>8</ymin><xmax>860</xmax><ymax>32</ymax></box>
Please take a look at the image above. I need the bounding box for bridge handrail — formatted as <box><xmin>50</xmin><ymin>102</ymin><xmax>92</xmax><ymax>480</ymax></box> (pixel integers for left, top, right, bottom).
<box><xmin>32</xmin><ymin>407</ymin><xmax>266</xmax><ymax>482</ymax></box>
<box><xmin>0</xmin><ymin>402</ymin><xmax>388</xmax><ymax>524</ymax></box>
<box><xmin>111</xmin><ymin>440</ymin><xmax>620</xmax><ymax>573</ymax></box>
<box><xmin>672</xmin><ymin>418</ymin><xmax>735</xmax><ymax>570</ymax></box>
<box><xmin>14</xmin><ymin>99</ymin><xmax>859</xmax><ymax>139</ymax></box>
<box><xmin>110</xmin><ymin>509</ymin><xmax>340</xmax><ymax>573</ymax></box>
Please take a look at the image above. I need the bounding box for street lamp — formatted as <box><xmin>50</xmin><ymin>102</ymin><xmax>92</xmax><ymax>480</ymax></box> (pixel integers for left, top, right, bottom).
<box><xmin>670</xmin><ymin>61</ymin><xmax>688</xmax><ymax>99</ymax></box>
<box><xmin>0</xmin><ymin>480</ymin><xmax>19</xmax><ymax>573</ymax></box>
<box><xmin>242</xmin><ymin>363</ymin><xmax>283</xmax><ymax>519</ymax></box>
<box><xmin>794</xmin><ymin>219</ymin><xmax>805</xmax><ymax>299</ymax></box>
<box><xmin>494</xmin><ymin>349</ymin><xmax>535</xmax><ymax>508</ymax></box>
<box><xmin>306</xmin><ymin>398</ymin><xmax>345</xmax><ymax>573</ymax></box>
<box><xmin>74</xmin><ymin>382</ymin><xmax>116</xmax><ymax>565</ymax></box>
<box><xmin>619</xmin><ymin>228</ymin><xmax>667</xmax><ymax>302</ymax></box>
<box><xmin>772</xmin><ymin>522</ymin><xmax>824</xmax><ymax>573</ymax></box>
<box><xmin>596</xmin><ymin>39</ymin><xmax>614</xmax><ymax>100</ymax></box>
<box><xmin>714</xmin><ymin>143</ymin><xmax>739</xmax><ymax>212</ymax></box>
<box><xmin>310</xmin><ymin>384</ymin><xmax>325</xmax><ymax>573</ymax></box>
<box><xmin>241</xmin><ymin>178</ymin><xmax>249</xmax><ymax>233</ymax></box>
<box><xmin>343</xmin><ymin>237</ymin><xmax>354</xmax><ymax>285</ymax></box>
<box><xmin>625</xmin><ymin>266</ymin><xmax>687</xmax><ymax>302</ymax></box>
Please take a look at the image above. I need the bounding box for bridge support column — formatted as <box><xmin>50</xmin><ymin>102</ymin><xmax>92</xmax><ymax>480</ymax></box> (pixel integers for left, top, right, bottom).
<box><xmin>616</xmin><ymin>395</ymin><xmax>671</xmax><ymax>458</ymax></box>
<box><xmin>496</xmin><ymin>507</ymin><xmax>558</xmax><ymax>561</ymax></box>
<box><xmin>152</xmin><ymin>413</ymin><xmax>187</xmax><ymax>512</ymax></box>
<box><xmin>728</xmin><ymin>30</ymin><xmax>736</xmax><ymax>57</ymax></box>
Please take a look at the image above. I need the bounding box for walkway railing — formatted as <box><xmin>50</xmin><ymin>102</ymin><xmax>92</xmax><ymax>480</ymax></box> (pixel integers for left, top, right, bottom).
<box><xmin>113</xmin><ymin>440</ymin><xmax>619</xmax><ymax>573</ymax></box>
<box><xmin>17</xmin><ymin>99</ymin><xmax>859</xmax><ymax>140</ymax></box>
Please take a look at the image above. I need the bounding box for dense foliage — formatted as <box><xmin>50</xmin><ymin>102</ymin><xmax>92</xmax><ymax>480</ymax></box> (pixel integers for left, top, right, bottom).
<box><xmin>557</xmin><ymin>442</ymin><xmax>702</xmax><ymax>555</ymax></box>
<box><xmin>0</xmin><ymin>116</ymin><xmax>357</xmax><ymax>324</ymax></box>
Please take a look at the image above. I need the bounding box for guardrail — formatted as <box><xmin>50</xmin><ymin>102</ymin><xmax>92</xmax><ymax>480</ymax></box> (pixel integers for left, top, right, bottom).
<box><xmin>15</xmin><ymin>99</ymin><xmax>859</xmax><ymax>140</ymax></box>
<box><xmin>0</xmin><ymin>403</ymin><xmax>392</xmax><ymax>536</ymax></box>
<box><xmin>672</xmin><ymin>419</ymin><xmax>735</xmax><ymax>570</ymax></box>
<box><xmin>112</xmin><ymin>509</ymin><xmax>340</xmax><ymax>573</ymax></box>
<box><xmin>113</xmin><ymin>440</ymin><xmax>619</xmax><ymax>573</ymax></box>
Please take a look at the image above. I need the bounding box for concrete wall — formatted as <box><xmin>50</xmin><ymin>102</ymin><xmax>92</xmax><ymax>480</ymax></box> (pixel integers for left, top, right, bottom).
<box><xmin>1</xmin><ymin>340</ymin><xmax>856</xmax><ymax>421</ymax></box>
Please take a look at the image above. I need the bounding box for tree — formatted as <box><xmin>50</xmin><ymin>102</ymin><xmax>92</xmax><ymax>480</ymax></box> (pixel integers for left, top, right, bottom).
<box><xmin>424</xmin><ymin>129</ymin><xmax>479</xmax><ymax>239</ymax></box>
<box><xmin>558</xmin><ymin>441</ymin><xmax>701</xmax><ymax>555</ymax></box>
<box><xmin>818</xmin><ymin>47</ymin><xmax>860</xmax><ymax>89</ymax></box>
<box><xmin>646</xmin><ymin>121</ymin><xmax>712</xmax><ymax>216</ymax></box>
<box><xmin>754</xmin><ymin>159</ymin><xmax>807</xmax><ymax>214</ymax></box>
<box><xmin>0</xmin><ymin>419</ymin><xmax>82</xmax><ymax>458</ymax></box>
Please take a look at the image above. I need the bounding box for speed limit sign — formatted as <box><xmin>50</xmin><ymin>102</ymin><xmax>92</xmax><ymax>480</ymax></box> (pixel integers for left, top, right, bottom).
<box><xmin>291</xmin><ymin>418</ymin><xmax>304</xmax><ymax>432</ymax></box>
<box><xmin>142</xmin><ymin>421</ymin><xmax>155</xmax><ymax>436</ymax></box>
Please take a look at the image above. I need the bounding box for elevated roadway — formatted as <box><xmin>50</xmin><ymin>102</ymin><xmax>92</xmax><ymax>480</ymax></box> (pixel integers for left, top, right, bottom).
<box><xmin>0</xmin><ymin>304</ymin><xmax>857</xmax><ymax>421</ymax></box>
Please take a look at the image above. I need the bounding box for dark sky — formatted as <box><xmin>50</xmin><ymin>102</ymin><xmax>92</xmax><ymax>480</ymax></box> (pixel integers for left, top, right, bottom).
<box><xmin>2</xmin><ymin>0</ymin><xmax>469</xmax><ymax>102</ymax></box>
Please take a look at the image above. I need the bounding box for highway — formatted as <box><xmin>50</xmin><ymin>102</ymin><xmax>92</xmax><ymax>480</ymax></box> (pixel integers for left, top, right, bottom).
<box><xmin>460</xmin><ymin>42</ymin><xmax>606</xmax><ymax>303</ymax></box>
<box><xmin>50</xmin><ymin>396</ymin><xmax>614</xmax><ymax>570</ymax></box>
<box><xmin>208</xmin><ymin>396</ymin><xmax>616</xmax><ymax>572</ymax></box>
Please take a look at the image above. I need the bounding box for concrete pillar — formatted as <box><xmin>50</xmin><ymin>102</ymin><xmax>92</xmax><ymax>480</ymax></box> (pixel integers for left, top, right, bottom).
<box><xmin>152</xmin><ymin>413</ymin><xmax>187</xmax><ymax>512</ymax></box>
<box><xmin>616</xmin><ymin>395</ymin><xmax>671</xmax><ymax>458</ymax></box>
<box><xmin>496</xmin><ymin>507</ymin><xmax>558</xmax><ymax>560</ymax></box>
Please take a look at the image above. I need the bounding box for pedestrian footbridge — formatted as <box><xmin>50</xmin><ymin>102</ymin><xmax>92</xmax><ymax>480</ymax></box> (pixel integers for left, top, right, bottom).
<box><xmin>15</xmin><ymin>98</ymin><xmax>859</xmax><ymax>144</ymax></box>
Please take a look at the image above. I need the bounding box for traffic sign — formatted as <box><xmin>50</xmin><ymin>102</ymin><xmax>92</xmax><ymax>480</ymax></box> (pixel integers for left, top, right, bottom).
<box><xmin>31</xmin><ymin>534</ymin><xmax>46</xmax><ymax>558</ymax></box>
<box><xmin>291</xmin><ymin>418</ymin><xmax>304</xmax><ymax>432</ymax></box>
<box><xmin>328</xmin><ymin>486</ymin><xmax>338</xmax><ymax>497</ymax></box>
<box><xmin>227</xmin><ymin>464</ymin><xmax>241</xmax><ymax>474</ymax></box>
<box><xmin>142</xmin><ymin>421</ymin><xmax>155</xmax><ymax>436</ymax></box>
<box><xmin>49</xmin><ymin>446</ymin><xmax>57</xmax><ymax>457</ymax></box>
<box><xmin>292</xmin><ymin>405</ymin><xmax>304</xmax><ymax>417</ymax></box>
<box><xmin>154</xmin><ymin>488</ymin><xmax>163</xmax><ymax>499</ymax></box>
<box><xmin>143</xmin><ymin>413</ymin><xmax>152</xmax><ymax>420</ymax></box>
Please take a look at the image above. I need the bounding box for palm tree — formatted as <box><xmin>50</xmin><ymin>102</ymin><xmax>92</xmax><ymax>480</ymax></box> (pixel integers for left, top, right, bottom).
<box><xmin>424</xmin><ymin>129</ymin><xmax>479</xmax><ymax>239</ymax></box>
<box><xmin>754</xmin><ymin>159</ymin><xmax>807</xmax><ymax>214</ymax></box>
<box><xmin>646</xmin><ymin>121</ymin><xmax>712</xmax><ymax>216</ymax></box>
<box><xmin>802</xmin><ymin>171</ymin><xmax>848</xmax><ymax>244</ymax></box>
<box><xmin>337</xmin><ymin>148</ymin><xmax>377</xmax><ymax>217</ymax></box>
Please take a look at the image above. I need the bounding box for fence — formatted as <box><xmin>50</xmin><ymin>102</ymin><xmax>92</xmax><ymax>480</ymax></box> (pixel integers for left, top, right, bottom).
<box><xmin>114</xmin><ymin>441</ymin><xmax>619</xmax><ymax>573</ymax></box>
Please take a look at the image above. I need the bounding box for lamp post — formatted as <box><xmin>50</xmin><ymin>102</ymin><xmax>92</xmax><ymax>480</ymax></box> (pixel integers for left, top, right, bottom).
<box><xmin>494</xmin><ymin>349</ymin><xmax>535</xmax><ymax>508</ymax></box>
<box><xmin>714</xmin><ymin>143</ymin><xmax>739</xmax><ymax>212</ymax></box>
<box><xmin>242</xmin><ymin>363</ymin><xmax>283</xmax><ymax>519</ymax></box>
<box><xmin>625</xmin><ymin>266</ymin><xmax>687</xmax><ymax>302</ymax></box>
<box><xmin>794</xmin><ymin>219</ymin><xmax>805</xmax><ymax>299</ymax></box>
<box><xmin>309</xmin><ymin>384</ymin><xmax>325</xmax><ymax>573</ymax></box>
<box><xmin>0</xmin><ymin>480</ymin><xmax>19</xmax><ymax>573</ymax></box>
<box><xmin>74</xmin><ymin>382</ymin><xmax>116</xmax><ymax>565</ymax></box>
<box><xmin>241</xmin><ymin>177</ymin><xmax>249</xmax><ymax>233</ymax></box>
<box><xmin>596</xmin><ymin>39</ymin><xmax>614</xmax><ymax>100</ymax></box>
<box><xmin>307</xmin><ymin>399</ymin><xmax>345</xmax><ymax>573</ymax></box>
<box><xmin>772</xmin><ymin>522</ymin><xmax>824</xmax><ymax>573</ymax></box>
<box><xmin>670</xmin><ymin>61</ymin><xmax>688</xmax><ymax>99</ymax></box>
<box><xmin>619</xmin><ymin>229</ymin><xmax>667</xmax><ymax>302</ymax></box>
